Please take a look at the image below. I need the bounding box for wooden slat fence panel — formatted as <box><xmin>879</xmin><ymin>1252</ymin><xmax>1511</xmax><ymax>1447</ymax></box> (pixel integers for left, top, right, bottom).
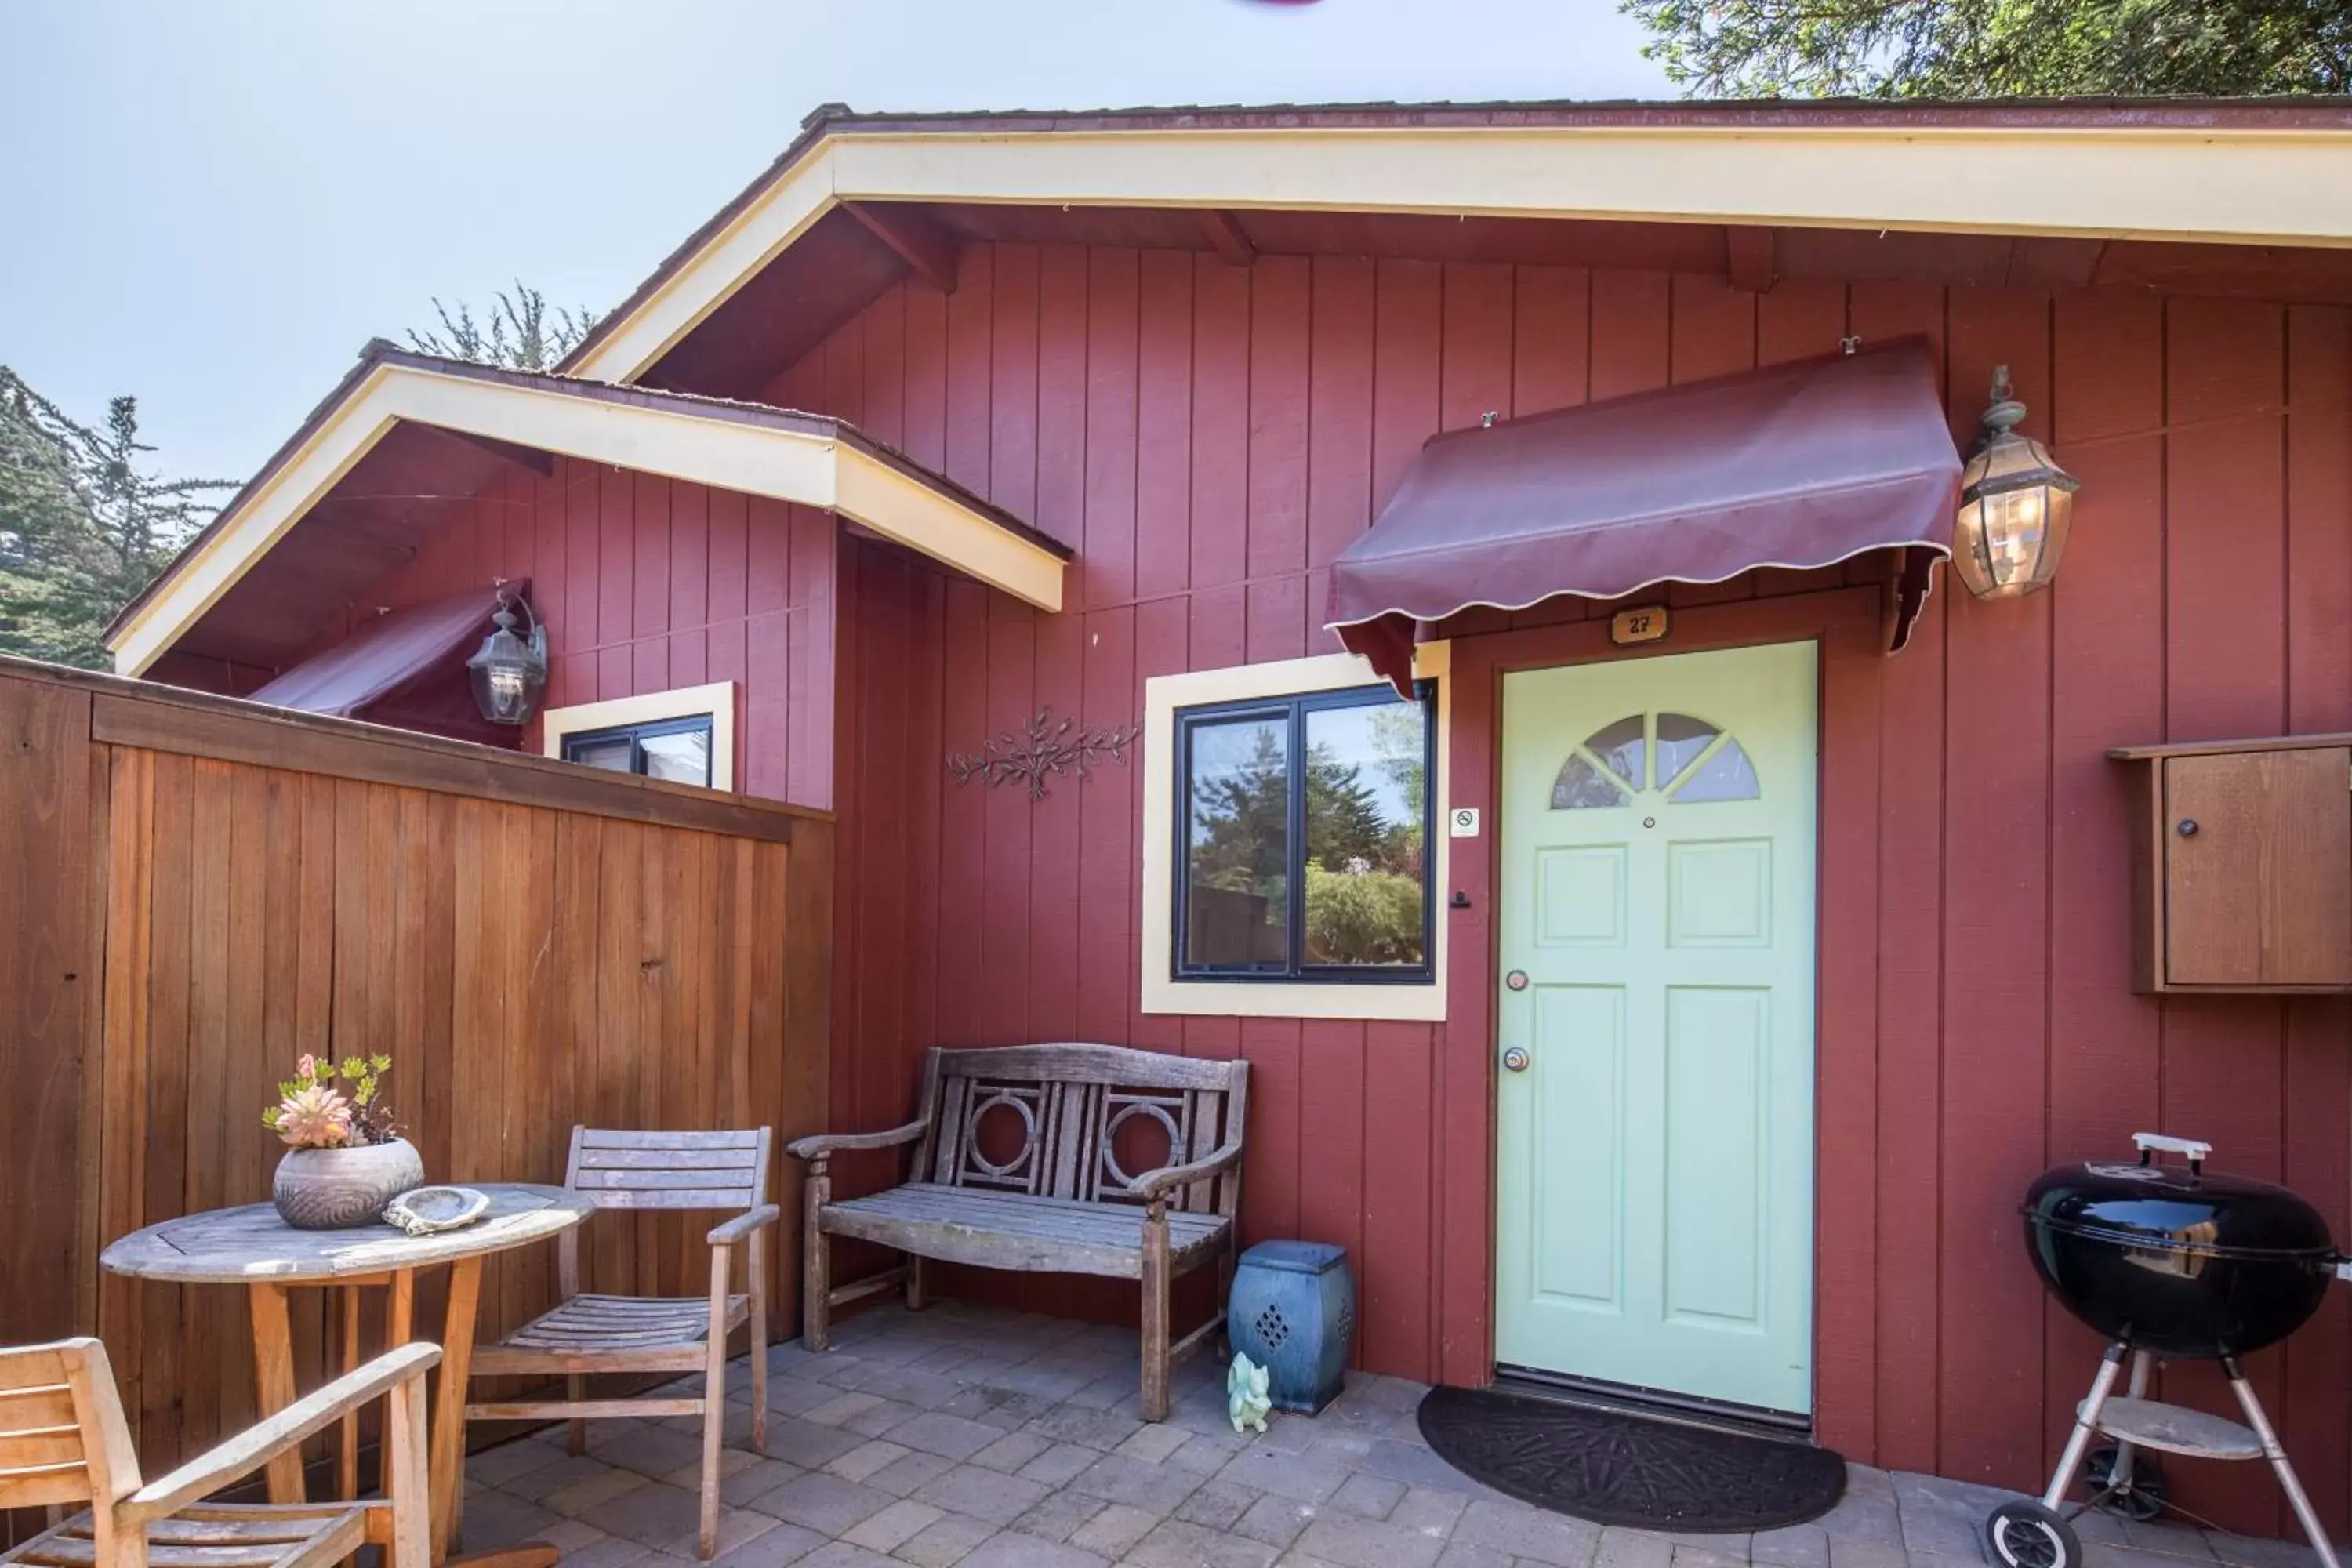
<box><xmin>0</xmin><ymin>657</ymin><xmax>832</xmax><ymax>1547</ymax></box>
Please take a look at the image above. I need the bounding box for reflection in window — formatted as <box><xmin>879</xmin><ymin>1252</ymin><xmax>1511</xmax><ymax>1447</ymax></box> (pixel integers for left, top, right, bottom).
<box><xmin>1668</xmin><ymin>737</ymin><xmax>1760</xmax><ymax>802</ymax></box>
<box><xmin>1303</xmin><ymin>702</ymin><xmax>1429</xmax><ymax>968</ymax></box>
<box><xmin>1183</xmin><ymin>716</ymin><xmax>1291</xmax><ymax>970</ymax></box>
<box><xmin>1551</xmin><ymin>710</ymin><xmax>1761</xmax><ymax>808</ymax></box>
<box><xmin>1552</xmin><ymin>753</ymin><xmax>1629</xmax><ymax>809</ymax></box>
<box><xmin>562</xmin><ymin>714</ymin><xmax>715</xmax><ymax>787</ymax></box>
<box><xmin>1654</xmin><ymin>713</ymin><xmax>1719</xmax><ymax>789</ymax></box>
<box><xmin>1585</xmin><ymin>714</ymin><xmax>1646</xmax><ymax>789</ymax></box>
<box><xmin>1175</xmin><ymin>684</ymin><xmax>1436</xmax><ymax>982</ymax></box>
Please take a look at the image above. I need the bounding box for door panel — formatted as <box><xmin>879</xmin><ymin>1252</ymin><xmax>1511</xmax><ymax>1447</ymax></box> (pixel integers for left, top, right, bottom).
<box><xmin>1495</xmin><ymin>641</ymin><xmax>1817</xmax><ymax>1415</ymax></box>
<box><xmin>1537</xmin><ymin>844</ymin><xmax>1628</xmax><ymax>947</ymax></box>
<box><xmin>1531</xmin><ymin>985</ymin><xmax>1624</xmax><ymax>1306</ymax></box>
<box><xmin>1663</xmin><ymin>986</ymin><xmax>1767</xmax><ymax>1325</ymax></box>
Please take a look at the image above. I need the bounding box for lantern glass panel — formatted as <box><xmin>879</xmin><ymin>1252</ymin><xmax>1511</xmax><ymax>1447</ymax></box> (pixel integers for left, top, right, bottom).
<box><xmin>1955</xmin><ymin>433</ymin><xmax>2076</xmax><ymax>599</ymax></box>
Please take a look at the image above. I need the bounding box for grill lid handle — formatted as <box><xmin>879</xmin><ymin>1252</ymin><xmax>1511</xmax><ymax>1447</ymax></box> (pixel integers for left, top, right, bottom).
<box><xmin>2135</xmin><ymin>1131</ymin><xmax>2212</xmax><ymax>1174</ymax></box>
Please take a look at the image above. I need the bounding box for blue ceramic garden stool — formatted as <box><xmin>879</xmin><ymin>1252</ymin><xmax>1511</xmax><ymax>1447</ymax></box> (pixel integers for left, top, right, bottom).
<box><xmin>1227</xmin><ymin>1240</ymin><xmax>1355</xmax><ymax>1414</ymax></box>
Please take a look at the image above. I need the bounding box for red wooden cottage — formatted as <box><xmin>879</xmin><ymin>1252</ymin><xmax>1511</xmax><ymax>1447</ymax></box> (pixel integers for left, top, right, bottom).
<box><xmin>111</xmin><ymin>100</ymin><xmax>2352</xmax><ymax>1537</ymax></box>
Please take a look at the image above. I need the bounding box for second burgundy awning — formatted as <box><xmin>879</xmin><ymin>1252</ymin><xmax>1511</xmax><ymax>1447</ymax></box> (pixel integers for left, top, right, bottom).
<box><xmin>249</xmin><ymin>583</ymin><xmax>521</xmax><ymax>742</ymax></box>
<box><xmin>1326</xmin><ymin>340</ymin><xmax>1961</xmax><ymax>691</ymax></box>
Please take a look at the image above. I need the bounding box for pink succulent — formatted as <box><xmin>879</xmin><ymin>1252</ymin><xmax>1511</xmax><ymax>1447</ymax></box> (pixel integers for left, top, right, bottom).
<box><xmin>295</xmin><ymin>1053</ymin><xmax>318</xmax><ymax>1080</ymax></box>
<box><xmin>274</xmin><ymin>1083</ymin><xmax>353</xmax><ymax>1149</ymax></box>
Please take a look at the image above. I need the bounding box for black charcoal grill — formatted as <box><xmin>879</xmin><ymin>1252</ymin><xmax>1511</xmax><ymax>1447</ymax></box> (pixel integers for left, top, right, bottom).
<box><xmin>1984</xmin><ymin>1134</ymin><xmax>2344</xmax><ymax>1568</ymax></box>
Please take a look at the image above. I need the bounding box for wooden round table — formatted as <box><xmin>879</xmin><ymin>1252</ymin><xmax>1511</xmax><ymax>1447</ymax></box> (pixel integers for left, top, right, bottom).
<box><xmin>103</xmin><ymin>1183</ymin><xmax>593</xmax><ymax>1568</ymax></box>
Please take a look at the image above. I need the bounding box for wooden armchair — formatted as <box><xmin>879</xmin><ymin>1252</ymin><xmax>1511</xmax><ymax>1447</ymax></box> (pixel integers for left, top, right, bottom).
<box><xmin>2</xmin><ymin>1335</ymin><xmax>437</xmax><ymax>1568</ymax></box>
<box><xmin>463</xmin><ymin>1127</ymin><xmax>776</xmax><ymax>1561</ymax></box>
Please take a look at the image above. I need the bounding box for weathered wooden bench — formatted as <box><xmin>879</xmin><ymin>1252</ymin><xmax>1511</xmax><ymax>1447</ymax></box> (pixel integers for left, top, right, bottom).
<box><xmin>787</xmin><ymin>1044</ymin><xmax>1249</xmax><ymax>1421</ymax></box>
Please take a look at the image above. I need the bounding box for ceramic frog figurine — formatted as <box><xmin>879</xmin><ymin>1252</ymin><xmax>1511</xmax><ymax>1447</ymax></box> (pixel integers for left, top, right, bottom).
<box><xmin>1227</xmin><ymin>1351</ymin><xmax>1272</xmax><ymax>1434</ymax></box>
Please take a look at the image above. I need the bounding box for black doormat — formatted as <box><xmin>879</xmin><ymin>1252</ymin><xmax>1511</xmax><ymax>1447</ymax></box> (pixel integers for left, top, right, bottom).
<box><xmin>1417</xmin><ymin>1385</ymin><xmax>1846</xmax><ymax>1530</ymax></box>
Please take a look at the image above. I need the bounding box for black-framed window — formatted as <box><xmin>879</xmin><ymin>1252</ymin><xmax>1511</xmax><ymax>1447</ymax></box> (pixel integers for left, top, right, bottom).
<box><xmin>562</xmin><ymin>714</ymin><xmax>715</xmax><ymax>787</ymax></box>
<box><xmin>1174</xmin><ymin>681</ymin><xmax>1436</xmax><ymax>983</ymax></box>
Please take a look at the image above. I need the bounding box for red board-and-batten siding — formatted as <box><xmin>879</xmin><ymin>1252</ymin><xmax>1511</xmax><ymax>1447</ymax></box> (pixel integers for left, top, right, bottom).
<box><xmin>795</xmin><ymin>252</ymin><xmax>2352</xmax><ymax>1540</ymax></box>
<box><xmin>296</xmin><ymin>241</ymin><xmax>2351</xmax><ymax>1535</ymax></box>
<box><xmin>301</xmin><ymin>459</ymin><xmax>840</xmax><ymax>810</ymax></box>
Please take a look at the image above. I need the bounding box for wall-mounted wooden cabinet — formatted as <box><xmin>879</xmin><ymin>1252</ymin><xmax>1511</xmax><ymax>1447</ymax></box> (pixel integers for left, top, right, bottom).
<box><xmin>2111</xmin><ymin>736</ymin><xmax>2352</xmax><ymax>993</ymax></box>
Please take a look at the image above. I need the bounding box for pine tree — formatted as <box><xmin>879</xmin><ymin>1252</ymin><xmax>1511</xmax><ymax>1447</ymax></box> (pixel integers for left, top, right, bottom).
<box><xmin>406</xmin><ymin>282</ymin><xmax>598</xmax><ymax>372</ymax></box>
<box><xmin>1625</xmin><ymin>0</ymin><xmax>2350</xmax><ymax>98</ymax></box>
<box><xmin>0</xmin><ymin>368</ymin><xmax>235</xmax><ymax>668</ymax></box>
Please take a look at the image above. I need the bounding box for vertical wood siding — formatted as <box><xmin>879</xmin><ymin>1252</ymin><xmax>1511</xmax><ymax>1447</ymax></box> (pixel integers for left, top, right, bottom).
<box><xmin>790</xmin><ymin>249</ymin><xmax>2352</xmax><ymax>1538</ymax></box>
<box><xmin>299</xmin><ymin>459</ymin><xmax>837</xmax><ymax>811</ymax></box>
<box><xmin>0</xmin><ymin>662</ymin><xmax>832</xmax><ymax>1544</ymax></box>
<box><xmin>256</xmin><ymin>242</ymin><xmax>2352</xmax><ymax>1536</ymax></box>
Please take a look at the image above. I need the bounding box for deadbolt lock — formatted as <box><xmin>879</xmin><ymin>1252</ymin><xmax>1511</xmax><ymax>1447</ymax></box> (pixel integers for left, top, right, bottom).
<box><xmin>1502</xmin><ymin>1047</ymin><xmax>1531</xmax><ymax>1073</ymax></box>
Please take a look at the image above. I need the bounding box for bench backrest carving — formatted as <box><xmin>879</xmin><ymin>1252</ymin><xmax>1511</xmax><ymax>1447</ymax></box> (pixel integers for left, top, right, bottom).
<box><xmin>911</xmin><ymin>1044</ymin><xmax>1248</xmax><ymax>1218</ymax></box>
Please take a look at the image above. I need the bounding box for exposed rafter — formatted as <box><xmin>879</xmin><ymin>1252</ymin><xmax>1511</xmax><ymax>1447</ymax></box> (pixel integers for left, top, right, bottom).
<box><xmin>426</xmin><ymin>425</ymin><xmax>555</xmax><ymax>476</ymax></box>
<box><xmin>844</xmin><ymin>201</ymin><xmax>961</xmax><ymax>293</ymax></box>
<box><xmin>1196</xmin><ymin>209</ymin><xmax>1257</xmax><ymax>267</ymax></box>
<box><xmin>1726</xmin><ymin>227</ymin><xmax>1778</xmax><ymax>293</ymax></box>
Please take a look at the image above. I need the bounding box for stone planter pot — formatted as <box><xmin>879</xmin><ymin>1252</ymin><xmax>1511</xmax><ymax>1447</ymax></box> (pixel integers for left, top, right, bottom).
<box><xmin>273</xmin><ymin>1138</ymin><xmax>424</xmax><ymax>1229</ymax></box>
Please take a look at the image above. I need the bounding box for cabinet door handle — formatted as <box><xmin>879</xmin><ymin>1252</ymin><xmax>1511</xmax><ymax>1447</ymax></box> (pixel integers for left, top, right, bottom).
<box><xmin>2176</xmin><ymin>818</ymin><xmax>2199</xmax><ymax>837</ymax></box>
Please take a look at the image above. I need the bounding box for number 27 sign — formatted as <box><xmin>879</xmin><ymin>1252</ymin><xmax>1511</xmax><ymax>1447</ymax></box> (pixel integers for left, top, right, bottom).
<box><xmin>1610</xmin><ymin>604</ymin><xmax>1669</xmax><ymax>645</ymax></box>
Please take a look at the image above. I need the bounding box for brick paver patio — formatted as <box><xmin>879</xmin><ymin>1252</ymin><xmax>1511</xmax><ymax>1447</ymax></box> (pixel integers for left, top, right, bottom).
<box><xmin>455</xmin><ymin>1301</ymin><xmax>2319</xmax><ymax>1568</ymax></box>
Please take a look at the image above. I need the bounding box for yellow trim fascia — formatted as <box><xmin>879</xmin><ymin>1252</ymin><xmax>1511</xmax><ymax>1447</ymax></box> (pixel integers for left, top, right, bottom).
<box><xmin>543</xmin><ymin>681</ymin><xmax>739</xmax><ymax>793</ymax></box>
<box><xmin>572</xmin><ymin>120</ymin><xmax>2352</xmax><ymax>387</ymax></box>
<box><xmin>110</xmin><ymin>365</ymin><xmax>405</xmax><ymax>679</ymax></box>
<box><xmin>111</xmin><ymin>363</ymin><xmax>1064</xmax><ymax>676</ymax></box>
<box><xmin>568</xmin><ymin>142</ymin><xmax>840</xmax><ymax>383</ymax></box>
<box><xmin>833</xmin><ymin>449</ymin><xmax>1062</xmax><ymax>612</ymax></box>
<box><xmin>1140</xmin><ymin>645</ymin><xmax>1450</xmax><ymax>1022</ymax></box>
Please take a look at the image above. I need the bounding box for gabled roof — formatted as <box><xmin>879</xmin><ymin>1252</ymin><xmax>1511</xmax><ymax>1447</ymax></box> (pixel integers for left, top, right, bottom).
<box><xmin>561</xmin><ymin>96</ymin><xmax>2352</xmax><ymax>387</ymax></box>
<box><xmin>107</xmin><ymin>343</ymin><xmax>1068</xmax><ymax>677</ymax></box>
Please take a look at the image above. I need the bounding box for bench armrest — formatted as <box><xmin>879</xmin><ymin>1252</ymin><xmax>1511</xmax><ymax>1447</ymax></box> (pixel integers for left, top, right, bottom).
<box><xmin>788</xmin><ymin>1120</ymin><xmax>930</xmax><ymax>1163</ymax></box>
<box><xmin>708</xmin><ymin>1203</ymin><xmax>782</xmax><ymax>1248</ymax></box>
<box><xmin>123</xmin><ymin>1342</ymin><xmax>441</xmax><ymax>1523</ymax></box>
<box><xmin>1127</xmin><ymin>1140</ymin><xmax>1245</xmax><ymax>1203</ymax></box>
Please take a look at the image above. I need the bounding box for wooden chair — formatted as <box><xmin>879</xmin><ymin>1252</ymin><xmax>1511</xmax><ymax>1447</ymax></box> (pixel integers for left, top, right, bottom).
<box><xmin>463</xmin><ymin>1127</ymin><xmax>776</xmax><ymax>1561</ymax></box>
<box><xmin>1</xmin><ymin>1335</ymin><xmax>437</xmax><ymax>1568</ymax></box>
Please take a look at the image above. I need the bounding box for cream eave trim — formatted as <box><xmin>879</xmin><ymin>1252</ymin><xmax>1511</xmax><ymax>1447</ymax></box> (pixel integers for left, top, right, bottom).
<box><xmin>543</xmin><ymin>681</ymin><xmax>739</xmax><ymax>793</ymax></box>
<box><xmin>571</xmin><ymin>121</ymin><xmax>2352</xmax><ymax>385</ymax></box>
<box><xmin>1140</xmin><ymin>646</ymin><xmax>1450</xmax><ymax>1023</ymax></box>
<box><xmin>110</xmin><ymin>363</ymin><xmax>1064</xmax><ymax>677</ymax></box>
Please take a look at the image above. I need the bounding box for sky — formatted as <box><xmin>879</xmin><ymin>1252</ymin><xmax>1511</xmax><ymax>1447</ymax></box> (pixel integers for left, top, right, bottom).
<box><xmin>0</xmin><ymin>1</ymin><xmax>1673</xmax><ymax>488</ymax></box>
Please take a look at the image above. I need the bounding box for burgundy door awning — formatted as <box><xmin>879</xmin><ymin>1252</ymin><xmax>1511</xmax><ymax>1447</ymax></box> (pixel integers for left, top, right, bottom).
<box><xmin>249</xmin><ymin>583</ymin><xmax>518</xmax><ymax>741</ymax></box>
<box><xmin>1326</xmin><ymin>341</ymin><xmax>1961</xmax><ymax>691</ymax></box>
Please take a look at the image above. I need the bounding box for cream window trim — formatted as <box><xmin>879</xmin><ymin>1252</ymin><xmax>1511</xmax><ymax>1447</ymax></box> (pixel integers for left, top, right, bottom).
<box><xmin>1140</xmin><ymin>645</ymin><xmax>1450</xmax><ymax>1022</ymax></box>
<box><xmin>572</xmin><ymin>122</ymin><xmax>2352</xmax><ymax>386</ymax></box>
<box><xmin>543</xmin><ymin>681</ymin><xmax>738</xmax><ymax>793</ymax></box>
<box><xmin>107</xmin><ymin>361</ymin><xmax>1064</xmax><ymax>677</ymax></box>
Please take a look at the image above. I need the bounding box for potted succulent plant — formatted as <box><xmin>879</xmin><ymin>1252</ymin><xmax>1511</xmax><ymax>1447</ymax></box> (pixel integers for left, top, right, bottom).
<box><xmin>263</xmin><ymin>1053</ymin><xmax>423</xmax><ymax>1229</ymax></box>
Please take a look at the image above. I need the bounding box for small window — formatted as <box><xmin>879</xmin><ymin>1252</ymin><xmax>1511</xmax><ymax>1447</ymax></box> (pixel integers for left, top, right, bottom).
<box><xmin>562</xmin><ymin>714</ymin><xmax>715</xmax><ymax>787</ymax></box>
<box><xmin>1174</xmin><ymin>682</ymin><xmax>1435</xmax><ymax>983</ymax></box>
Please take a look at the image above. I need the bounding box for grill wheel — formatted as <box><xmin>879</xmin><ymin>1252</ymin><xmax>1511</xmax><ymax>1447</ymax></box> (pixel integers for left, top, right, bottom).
<box><xmin>1984</xmin><ymin>1499</ymin><xmax>2082</xmax><ymax>1568</ymax></box>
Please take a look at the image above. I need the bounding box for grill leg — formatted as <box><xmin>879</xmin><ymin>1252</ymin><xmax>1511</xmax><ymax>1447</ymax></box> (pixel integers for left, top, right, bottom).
<box><xmin>2100</xmin><ymin>1350</ymin><xmax>2154</xmax><ymax>1508</ymax></box>
<box><xmin>2044</xmin><ymin>1341</ymin><xmax>2129</xmax><ymax>1511</ymax></box>
<box><xmin>2223</xmin><ymin>1356</ymin><xmax>2341</xmax><ymax>1568</ymax></box>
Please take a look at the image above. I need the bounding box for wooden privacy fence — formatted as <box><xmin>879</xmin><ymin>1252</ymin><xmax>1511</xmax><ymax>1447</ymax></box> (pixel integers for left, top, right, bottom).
<box><xmin>0</xmin><ymin>655</ymin><xmax>832</xmax><ymax>1504</ymax></box>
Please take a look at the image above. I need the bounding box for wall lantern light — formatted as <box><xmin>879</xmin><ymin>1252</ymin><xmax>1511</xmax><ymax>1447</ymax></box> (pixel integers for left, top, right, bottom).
<box><xmin>1954</xmin><ymin>365</ymin><xmax>2079</xmax><ymax>600</ymax></box>
<box><xmin>466</xmin><ymin>589</ymin><xmax>548</xmax><ymax>725</ymax></box>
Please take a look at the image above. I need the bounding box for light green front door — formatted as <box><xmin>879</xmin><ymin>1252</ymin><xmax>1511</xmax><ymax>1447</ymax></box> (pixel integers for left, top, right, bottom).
<box><xmin>1495</xmin><ymin>641</ymin><xmax>1817</xmax><ymax>1416</ymax></box>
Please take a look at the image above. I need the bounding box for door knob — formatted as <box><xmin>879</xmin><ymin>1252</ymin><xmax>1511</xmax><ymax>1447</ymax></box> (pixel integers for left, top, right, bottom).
<box><xmin>1502</xmin><ymin>1047</ymin><xmax>1530</xmax><ymax>1073</ymax></box>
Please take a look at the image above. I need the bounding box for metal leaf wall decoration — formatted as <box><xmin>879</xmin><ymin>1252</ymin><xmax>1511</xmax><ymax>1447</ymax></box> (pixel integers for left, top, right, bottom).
<box><xmin>949</xmin><ymin>707</ymin><xmax>1142</xmax><ymax>800</ymax></box>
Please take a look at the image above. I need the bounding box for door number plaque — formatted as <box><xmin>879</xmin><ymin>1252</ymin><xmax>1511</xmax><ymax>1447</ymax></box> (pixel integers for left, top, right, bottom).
<box><xmin>1610</xmin><ymin>604</ymin><xmax>1669</xmax><ymax>645</ymax></box>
